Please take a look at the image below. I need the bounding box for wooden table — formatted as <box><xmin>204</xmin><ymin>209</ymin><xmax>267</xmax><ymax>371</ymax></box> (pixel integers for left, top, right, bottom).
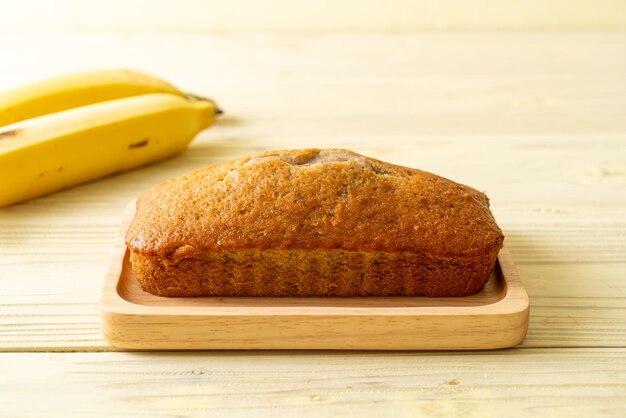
<box><xmin>1</xmin><ymin>31</ymin><xmax>625</xmax><ymax>416</ymax></box>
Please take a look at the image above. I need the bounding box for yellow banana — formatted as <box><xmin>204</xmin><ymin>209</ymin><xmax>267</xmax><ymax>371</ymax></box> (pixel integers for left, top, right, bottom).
<box><xmin>0</xmin><ymin>93</ymin><xmax>218</xmax><ymax>207</ymax></box>
<box><xmin>0</xmin><ymin>69</ymin><xmax>185</xmax><ymax>128</ymax></box>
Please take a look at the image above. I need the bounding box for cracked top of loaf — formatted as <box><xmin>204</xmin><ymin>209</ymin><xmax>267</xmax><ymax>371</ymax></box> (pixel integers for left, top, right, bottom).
<box><xmin>126</xmin><ymin>148</ymin><xmax>504</xmax><ymax>259</ymax></box>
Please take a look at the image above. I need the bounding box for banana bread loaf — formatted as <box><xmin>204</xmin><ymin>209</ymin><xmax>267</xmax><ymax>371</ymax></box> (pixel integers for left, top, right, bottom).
<box><xmin>126</xmin><ymin>148</ymin><xmax>504</xmax><ymax>297</ymax></box>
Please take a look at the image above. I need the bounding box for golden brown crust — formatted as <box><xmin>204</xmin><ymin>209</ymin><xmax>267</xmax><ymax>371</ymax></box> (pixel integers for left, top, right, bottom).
<box><xmin>126</xmin><ymin>148</ymin><xmax>504</xmax><ymax>297</ymax></box>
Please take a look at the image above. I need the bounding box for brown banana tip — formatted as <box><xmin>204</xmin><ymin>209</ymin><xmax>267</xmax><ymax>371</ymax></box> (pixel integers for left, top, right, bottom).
<box><xmin>186</xmin><ymin>92</ymin><xmax>222</xmax><ymax>115</ymax></box>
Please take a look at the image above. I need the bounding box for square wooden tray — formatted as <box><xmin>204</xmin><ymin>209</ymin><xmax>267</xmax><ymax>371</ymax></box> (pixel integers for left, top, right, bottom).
<box><xmin>101</xmin><ymin>203</ymin><xmax>529</xmax><ymax>350</ymax></box>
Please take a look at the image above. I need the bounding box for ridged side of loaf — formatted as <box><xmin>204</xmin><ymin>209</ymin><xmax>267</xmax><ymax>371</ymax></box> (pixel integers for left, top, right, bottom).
<box><xmin>130</xmin><ymin>249</ymin><xmax>497</xmax><ymax>297</ymax></box>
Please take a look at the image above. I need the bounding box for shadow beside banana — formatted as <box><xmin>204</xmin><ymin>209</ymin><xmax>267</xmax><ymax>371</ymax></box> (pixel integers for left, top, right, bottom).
<box><xmin>0</xmin><ymin>69</ymin><xmax>221</xmax><ymax>207</ymax></box>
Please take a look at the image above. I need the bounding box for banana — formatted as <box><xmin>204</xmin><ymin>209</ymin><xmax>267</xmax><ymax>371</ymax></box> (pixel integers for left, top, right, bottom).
<box><xmin>0</xmin><ymin>93</ymin><xmax>218</xmax><ymax>207</ymax></box>
<box><xmin>0</xmin><ymin>69</ymin><xmax>185</xmax><ymax>128</ymax></box>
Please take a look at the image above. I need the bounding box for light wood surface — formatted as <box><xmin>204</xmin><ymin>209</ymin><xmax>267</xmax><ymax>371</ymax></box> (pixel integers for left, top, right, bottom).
<box><xmin>1</xmin><ymin>0</ymin><xmax>624</xmax><ymax>31</ymax></box>
<box><xmin>0</xmin><ymin>31</ymin><xmax>625</xmax><ymax>415</ymax></box>
<box><xmin>2</xmin><ymin>349</ymin><xmax>626</xmax><ymax>417</ymax></box>
<box><xmin>102</xmin><ymin>204</ymin><xmax>528</xmax><ymax>350</ymax></box>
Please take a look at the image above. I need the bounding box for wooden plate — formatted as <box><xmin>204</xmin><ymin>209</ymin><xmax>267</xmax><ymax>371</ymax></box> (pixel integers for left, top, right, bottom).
<box><xmin>101</xmin><ymin>202</ymin><xmax>529</xmax><ymax>350</ymax></box>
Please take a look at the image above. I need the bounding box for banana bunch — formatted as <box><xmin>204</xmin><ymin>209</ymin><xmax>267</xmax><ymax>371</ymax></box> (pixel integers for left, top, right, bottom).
<box><xmin>0</xmin><ymin>69</ymin><xmax>220</xmax><ymax>207</ymax></box>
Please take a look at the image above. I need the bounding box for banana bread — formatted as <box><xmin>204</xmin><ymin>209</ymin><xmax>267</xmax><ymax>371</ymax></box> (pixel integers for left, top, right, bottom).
<box><xmin>126</xmin><ymin>148</ymin><xmax>504</xmax><ymax>297</ymax></box>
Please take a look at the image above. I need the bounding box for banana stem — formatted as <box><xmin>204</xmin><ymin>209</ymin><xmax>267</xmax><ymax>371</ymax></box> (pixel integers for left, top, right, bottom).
<box><xmin>185</xmin><ymin>93</ymin><xmax>223</xmax><ymax>115</ymax></box>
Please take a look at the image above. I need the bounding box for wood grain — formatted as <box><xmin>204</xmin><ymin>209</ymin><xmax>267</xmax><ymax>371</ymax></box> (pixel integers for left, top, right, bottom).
<box><xmin>1</xmin><ymin>349</ymin><xmax>625</xmax><ymax>417</ymax></box>
<box><xmin>0</xmin><ymin>30</ymin><xmax>625</xmax><ymax>416</ymax></box>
